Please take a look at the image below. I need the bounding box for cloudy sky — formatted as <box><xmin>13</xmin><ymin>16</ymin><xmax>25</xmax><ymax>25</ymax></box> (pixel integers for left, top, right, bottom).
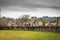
<box><xmin>0</xmin><ymin>0</ymin><xmax>60</xmax><ymax>18</ymax></box>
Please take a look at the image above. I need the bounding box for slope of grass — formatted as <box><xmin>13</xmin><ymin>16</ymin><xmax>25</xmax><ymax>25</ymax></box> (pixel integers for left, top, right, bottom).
<box><xmin>0</xmin><ymin>30</ymin><xmax>60</xmax><ymax>40</ymax></box>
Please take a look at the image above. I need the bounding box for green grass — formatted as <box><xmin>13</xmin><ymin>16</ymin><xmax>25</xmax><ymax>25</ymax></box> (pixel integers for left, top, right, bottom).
<box><xmin>0</xmin><ymin>30</ymin><xmax>60</xmax><ymax>40</ymax></box>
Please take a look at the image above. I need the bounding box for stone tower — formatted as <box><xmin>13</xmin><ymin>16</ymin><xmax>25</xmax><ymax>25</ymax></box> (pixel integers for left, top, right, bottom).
<box><xmin>57</xmin><ymin>17</ymin><xmax>60</xmax><ymax>27</ymax></box>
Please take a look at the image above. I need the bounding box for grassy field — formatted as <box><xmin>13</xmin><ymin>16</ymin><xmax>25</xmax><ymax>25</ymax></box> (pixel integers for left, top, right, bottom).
<box><xmin>0</xmin><ymin>30</ymin><xmax>60</xmax><ymax>40</ymax></box>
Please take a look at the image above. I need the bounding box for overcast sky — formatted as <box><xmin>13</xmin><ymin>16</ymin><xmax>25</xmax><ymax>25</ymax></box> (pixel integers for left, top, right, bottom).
<box><xmin>0</xmin><ymin>0</ymin><xmax>60</xmax><ymax>18</ymax></box>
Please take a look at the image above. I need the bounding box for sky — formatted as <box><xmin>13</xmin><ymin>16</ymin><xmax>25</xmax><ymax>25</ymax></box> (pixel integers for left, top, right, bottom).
<box><xmin>0</xmin><ymin>0</ymin><xmax>60</xmax><ymax>18</ymax></box>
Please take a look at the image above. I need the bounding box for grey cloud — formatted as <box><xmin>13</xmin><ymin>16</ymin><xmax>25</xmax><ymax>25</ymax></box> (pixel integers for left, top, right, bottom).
<box><xmin>2</xmin><ymin>7</ymin><xmax>37</xmax><ymax>12</ymax></box>
<box><xmin>0</xmin><ymin>0</ymin><xmax>60</xmax><ymax>10</ymax></box>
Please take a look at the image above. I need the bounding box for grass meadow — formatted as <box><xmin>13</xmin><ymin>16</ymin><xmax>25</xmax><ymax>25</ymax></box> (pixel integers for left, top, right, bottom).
<box><xmin>0</xmin><ymin>30</ymin><xmax>60</xmax><ymax>40</ymax></box>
